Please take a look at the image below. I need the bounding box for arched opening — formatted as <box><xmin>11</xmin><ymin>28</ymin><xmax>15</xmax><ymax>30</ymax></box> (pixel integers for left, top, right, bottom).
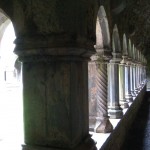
<box><xmin>0</xmin><ymin>19</ymin><xmax>23</xmax><ymax>149</ymax></box>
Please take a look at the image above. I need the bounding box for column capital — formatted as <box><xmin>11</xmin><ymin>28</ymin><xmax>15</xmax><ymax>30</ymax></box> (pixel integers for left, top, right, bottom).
<box><xmin>14</xmin><ymin>36</ymin><xmax>96</xmax><ymax>58</ymax></box>
<box><xmin>91</xmin><ymin>46</ymin><xmax>112</xmax><ymax>62</ymax></box>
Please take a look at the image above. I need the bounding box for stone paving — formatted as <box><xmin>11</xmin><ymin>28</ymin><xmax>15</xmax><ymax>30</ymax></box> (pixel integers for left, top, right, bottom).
<box><xmin>0</xmin><ymin>82</ymin><xmax>23</xmax><ymax>150</ymax></box>
<box><xmin>0</xmin><ymin>83</ymin><xmax>150</xmax><ymax>150</ymax></box>
<box><xmin>122</xmin><ymin>92</ymin><xmax>150</xmax><ymax>150</ymax></box>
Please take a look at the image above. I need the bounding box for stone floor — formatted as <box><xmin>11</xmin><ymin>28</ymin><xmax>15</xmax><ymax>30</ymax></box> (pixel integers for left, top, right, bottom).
<box><xmin>121</xmin><ymin>91</ymin><xmax>150</xmax><ymax>150</ymax></box>
<box><xmin>0</xmin><ymin>83</ymin><xmax>150</xmax><ymax>150</ymax></box>
<box><xmin>0</xmin><ymin>82</ymin><xmax>23</xmax><ymax>150</ymax></box>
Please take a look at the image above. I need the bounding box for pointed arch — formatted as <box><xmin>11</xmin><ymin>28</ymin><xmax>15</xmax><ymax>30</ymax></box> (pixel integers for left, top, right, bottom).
<box><xmin>132</xmin><ymin>44</ymin><xmax>135</xmax><ymax>60</ymax></box>
<box><xmin>122</xmin><ymin>34</ymin><xmax>128</xmax><ymax>56</ymax></box>
<box><xmin>128</xmin><ymin>39</ymin><xmax>132</xmax><ymax>58</ymax></box>
<box><xmin>112</xmin><ymin>24</ymin><xmax>121</xmax><ymax>53</ymax></box>
<box><xmin>0</xmin><ymin>11</ymin><xmax>11</xmax><ymax>47</ymax></box>
<box><xmin>96</xmin><ymin>6</ymin><xmax>111</xmax><ymax>50</ymax></box>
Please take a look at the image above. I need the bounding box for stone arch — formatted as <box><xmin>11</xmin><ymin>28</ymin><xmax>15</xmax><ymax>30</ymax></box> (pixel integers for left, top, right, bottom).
<box><xmin>128</xmin><ymin>39</ymin><xmax>132</xmax><ymax>58</ymax></box>
<box><xmin>122</xmin><ymin>33</ymin><xmax>128</xmax><ymax>55</ymax></box>
<box><xmin>0</xmin><ymin>10</ymin><xmax>23</xmax><ymax>145</ymax></box>
<box><xmin>0</xmin><ymin>11</ymin><xmax>11</xmax><ymax>47</ymax></box>
<box><xmin>112</xmin><ymin>24</ymin><xmax>121</xmax><ymax>53</ymax></box>
<box><xmin>0</xmin><ymin>11</ymin><xmax>18</xmax><ymax>73</ymax></box>
<box><xmin>132</xmin><ymin>44</ymin><xmax>135</xmax><ymax>60</ymax></box>
<box><xmin>96</xmin><ymin>5</ymin><xmax>111</xmax><ymax>50</ymax></box>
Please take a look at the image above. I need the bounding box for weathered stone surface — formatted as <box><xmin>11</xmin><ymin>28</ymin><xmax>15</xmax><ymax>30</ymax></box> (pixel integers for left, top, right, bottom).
<box><xmin>88</xmin><ymin>5</ymin><xmax>112</xmax><ymax>133</ymax></box>
<box><xmin>122</xmin><ymin>91</ymin><xmax>150</xmax><ymax>150</ymax></box>
<box><xmin>22</xmin><ymin>55</ymin><xmax>96</xmax><ymax>149</ymax></box>
<box><xmin>0</xmin><ymin>0</ymin><xmax>99</xmax><ymax>55</ymax></box>
<box><xmin>88</xmin><ymin>60</ymin><xmax>113</xmax><ymax>133</ymax></box>
<box><xmin>119</xmin><ymin>51</ymin><xmax>126</xmax><ymax>107</ymax></box>
<box><xmin>22</xmin><ymin>135</ymin><xmax>97</xmax><ymax>150</ymax></box>
<box><xmin>96</xmin><ymin>118</ymin><xmax>113</xmax><ymax>133</ymax></box>
<box><xmin>100</xmin><ymin>86</ymin><xmax>146</xmax><ymax>150</ymax></box>
<box><xmin>119</xmin><ymin>63</ymin><xmax>129</xmax><ymax>108</ymax></box>
<box><xmin>89</xmin><ymin>61</ymin><xmax>97</xmax><ymax>129</ymax></box>
<box><xmin>108</xmin><ymin>25</ymin><xmax>123</xmax><ymax>119</ymax></box>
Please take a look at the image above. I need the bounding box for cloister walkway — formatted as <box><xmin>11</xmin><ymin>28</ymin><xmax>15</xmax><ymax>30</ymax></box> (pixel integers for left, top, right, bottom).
<box><xmin>122</xmin><ymin>91</ymin><xmax>150</xmax><ymax>150</ymax></box>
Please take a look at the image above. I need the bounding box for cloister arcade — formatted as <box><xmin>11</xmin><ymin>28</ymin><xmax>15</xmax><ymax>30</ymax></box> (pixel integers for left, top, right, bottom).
<box><xmin>89</xmin><ymin>6</ymin><xmax>146</xmax><ymax>131</ymax></box>
<box><xmin>88</xmin><ymin>6</ymin><xmax>147</xmax><ymax>149</ymax></box>
<box><xmin>0</xmin><ymin>1</ymin><xmax>148</xmax><ymax>150</ymax></box>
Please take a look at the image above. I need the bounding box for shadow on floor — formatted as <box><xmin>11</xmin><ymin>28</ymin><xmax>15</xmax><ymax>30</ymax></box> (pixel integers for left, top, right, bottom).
<box><xmin>122</xmin><ymin>92</ymin><xmax>150</xmax><ymax>150</ymax></box>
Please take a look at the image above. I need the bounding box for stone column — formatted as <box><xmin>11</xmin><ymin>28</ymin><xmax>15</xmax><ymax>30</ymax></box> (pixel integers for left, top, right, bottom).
<box><xmin>139</xmin><ymin>52</ymin><xmax>143</xmax><ymax>87</ymax></box>
<box><xmin>137</xmin><ymin>50</ymin><xmax>141</xmax><ymax>92</ymax></box>
<box><xmin>125</xmin><ymin>39</ymin><xmax>133</xmax><ymax>102</ymax></box>
<box><xmin>9</xmin><ymin>1</ymin><xmax>98</xmax><ymax>150</ymax></box>
<box><xmin>143</xmin><ymin>56</ymin><xmax>146</xmax><ymax>85</ymax></box>
<box><xmin>138</xmin><ymin>52</ymin><xmax>142</xmax><ymax>88</ymax></box>
<box><xmin>134</xmin><ymin>48</ymin><xmax>139</xmax><ymax>94</ymax></box>
<box><xmin>140</xmin><ymin>54</ymin><xmax>144</xmax><ymax>86</ymax></box>
<box><xmin>119</xmin><ymin>34</ymin><xmax>129</xmax><ymax>108</ymax></box>
<box><xmin>141</xmin><ymin>55</ymin><xmax>144</xmax><ymax>85</ymax></box>
<box><xmin>132</xmin><ymin>45</ymin><xmax>138</xmax><ymax>96</ymax></box>
<box><xmin>108</xmin><ymin>25</ymin><xmax>123</xmax><ymax>119</ymax></box>
<box><xmin>144</xmin><ymin>57</ymin><xmax>147</xmax><ymax>84</ymax></box>
<box><xmin>17</xmin><ymin>47</ymin><xmax>97</xmax><ymax>150</ymax></box>
<box><xmin>88</xmin><ymin>5</ymin><xmax>113</xmax><ymax>133</ymax></box>
<box><xmin>89</xmin><ymin>54</ymin><xmax>113</xmax><ymax>133</ymax></box>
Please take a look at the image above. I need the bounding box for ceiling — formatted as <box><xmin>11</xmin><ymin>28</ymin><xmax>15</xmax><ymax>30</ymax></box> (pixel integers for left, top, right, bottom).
<box><xmin>122</xmin><ymin>0</ymin><xmax>150</xmax><ymax>55</ymax></box>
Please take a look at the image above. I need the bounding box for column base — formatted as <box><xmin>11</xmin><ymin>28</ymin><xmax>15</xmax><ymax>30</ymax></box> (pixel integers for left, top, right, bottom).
<box><xmin>22</xmin><ymin>136</ymin><xmax>97</xmax><ymax>150</ymax></box>
<box><xmin>89</xmin><ymin>117</ymin><xmax>97</xmax><ymax>132</ymax></box>
<box><xmin>108</xmin><ymin>109</ymin><xmax>123</xmax><ymax>119</ymax></box>
<box><xmin>120</xmin><ymin>99</ymin><xmax>129</xmax><ymax>109</ymax></box>
<box><xmin>125</xmin><ymin>94</ymin><xmax>133</xmax><ymax>102</ymax></box>
<box><xmin>134</xmin><ymin>88</ymin><xmax>139</xmax><ymax>95</ymax></box>
<box><xmin>131</xmin><ymin>91</ymin><xmax>136</xmax><ymax>97</ymax></box>
<box><xmin>96</xmin><ymin>118</ymin><xmax>113</xmax><ymax>133</ymax></box>
<box><xmin>138</xmin><ymin>85</ymin><xmax>142</xmax><ymax>91</ymax></box>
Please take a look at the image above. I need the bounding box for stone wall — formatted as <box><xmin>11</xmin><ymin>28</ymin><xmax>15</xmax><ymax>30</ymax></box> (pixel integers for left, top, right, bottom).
<box><xmin>100</xmin><ymin>85</ymin><xmax>146</xmax><ymax>150</ymax></box>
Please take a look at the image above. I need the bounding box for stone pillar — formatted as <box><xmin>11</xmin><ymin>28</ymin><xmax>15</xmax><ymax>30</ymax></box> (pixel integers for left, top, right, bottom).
<box><xmin>18</xmin><ymin>48</ymin><xmax>97</xmax><ymax>150</ymax></box>
<box><xmin>143</xmin><ymin>56</ymin><xmax>146</xmax><ymax>85</ymax></box>
<box><xmin>137</xmin><ymin>50</ymin><xmax>142</xmax><ymax>91</ymax></box>
<box><xmin>125</xmin><ymin>39</ymin><xmax>133</xmax><ymax>102</ymax></box>
<box><xmin>88</xmin><ymin>5</ymin><xmax>113</xmax><ymax>133</ymax></box>
<box><xmin>7</xmin><ymin>1</ymin><xmax>98</xmax><ymax>149</ymax></box>
<box><xmin>141</xmin><ymin>55</ymin><xmax>144</xmax><ymax>85</ymax></box>
<box><xmin>89</xmin><ymin>54</ymin><xmax>113</xmax><ymax>133</ymax></box>
<box><xmin>119</xmin><ymin>34</ymin><xmax>129</xmax><ymax>108</ymax></box>
<box><xmin>139</xmin><ymin>52</ymin><xmax>143</xmax><ymax>87</ymax></box>
<box><xmin>134</xmin><ymin>48</ymin><xmax>139</xmax><ymax>94</ymax></box>
<box><xmin>108</xmin><ymin>25</ymin><xmax>123</xmax><ymax>119</ymax></box>
<box><xmin>144</xmin><ymin>57</ymin><xmax>147</xmax><ymax>84</ymax></box>
<box><xmin>138</xmin><ymin>52</ymin><xmax>142</xmax><ymax>88</ymax></box>
<box><xmin>132</xmin><ymin>45</ymin><xmax>138</xmax><ymax>96</ymax></box>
